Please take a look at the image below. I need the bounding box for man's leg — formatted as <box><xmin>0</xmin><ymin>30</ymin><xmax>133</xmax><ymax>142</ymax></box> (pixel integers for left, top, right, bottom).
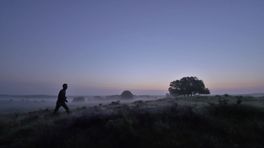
<box><xmin>53</xmin><ymin>103</ymin><xmax>61</xmax><ymax>114</ymax></box>
<box><xmin>62</xmin><ymin>103</ymin><xmax>70</xmax><ymax>114</ymax></box>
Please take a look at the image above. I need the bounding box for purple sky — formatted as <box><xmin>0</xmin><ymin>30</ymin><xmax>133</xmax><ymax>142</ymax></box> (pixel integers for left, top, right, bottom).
<box><xmin>0</xmin><ymin>0</ymin><xmax>264</xmax><ymax>95</ymax></box>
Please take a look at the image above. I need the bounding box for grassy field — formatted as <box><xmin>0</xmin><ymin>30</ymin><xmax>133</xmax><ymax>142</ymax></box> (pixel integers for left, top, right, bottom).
<box><xmin>1</xmin><ymin>95</ymin><xmax>264</xmax><ymax>148</ymax></box>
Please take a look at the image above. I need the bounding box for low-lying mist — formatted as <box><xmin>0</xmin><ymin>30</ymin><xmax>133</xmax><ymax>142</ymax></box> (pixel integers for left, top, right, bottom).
<box><xmin>0</xmin><ymin>95</ymin><xmax>163</xmax><ymax>114</ymax></box>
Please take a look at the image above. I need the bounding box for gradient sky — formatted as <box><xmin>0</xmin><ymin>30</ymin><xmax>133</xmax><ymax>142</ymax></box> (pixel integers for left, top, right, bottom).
<box><xmin>0</xmin><ymin>0</ymin><xmax>264</xmax><ymax>95</ymax></box>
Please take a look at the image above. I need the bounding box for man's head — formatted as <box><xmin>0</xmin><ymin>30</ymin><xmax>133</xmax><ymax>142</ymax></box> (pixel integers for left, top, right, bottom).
<box><xmin>62</xmin><ymin>83</ymin><xmax>68</xmax><ymax>90</ymax></box>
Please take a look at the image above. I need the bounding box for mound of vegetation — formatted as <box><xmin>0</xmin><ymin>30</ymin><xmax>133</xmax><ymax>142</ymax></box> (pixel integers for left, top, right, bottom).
<box><xmin>120</xmin><ymin>90</ymin><xmax>134</xmax><ymax>99</ymax></box>
<box><xmin>1</xmin><ymin>103</ymin><xmax>264</xmax><ymax>148</ymax></box>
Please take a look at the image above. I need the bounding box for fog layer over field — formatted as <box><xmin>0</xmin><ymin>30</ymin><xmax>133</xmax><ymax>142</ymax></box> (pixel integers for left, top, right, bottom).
<box><xmin>1</xmin><ymin>94</ymin><xmax>264</xmax><ymax>115</ymax></box>
<box><xmin>0</xmin><ymin>95</ymin><xmax>163</xmax><ymax>114</ymax></box>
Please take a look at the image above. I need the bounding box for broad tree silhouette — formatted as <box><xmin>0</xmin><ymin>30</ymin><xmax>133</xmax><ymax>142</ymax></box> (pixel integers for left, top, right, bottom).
<box><xmin>169</xmin><ymin>76</ymin><xmax>210</xmax><ymax>96</ymax></box>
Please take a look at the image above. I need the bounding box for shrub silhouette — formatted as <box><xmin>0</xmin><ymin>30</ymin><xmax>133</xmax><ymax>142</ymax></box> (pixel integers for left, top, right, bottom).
<box><xmin>169</xmin><ymin>76</ymin><xmax>210</xmax><ymax>96</ymax></box>
<box><xmin>121</xmin><ymin>90</ymin><xmax>134</xmax><ymax>99</ymax></box>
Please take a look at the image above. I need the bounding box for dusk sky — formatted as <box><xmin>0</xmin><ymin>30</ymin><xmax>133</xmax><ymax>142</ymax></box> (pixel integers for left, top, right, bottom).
<box><xmin>0</xmin><ymin>0</ymin><xmax>264</xmax><ymax>95</ymax></box>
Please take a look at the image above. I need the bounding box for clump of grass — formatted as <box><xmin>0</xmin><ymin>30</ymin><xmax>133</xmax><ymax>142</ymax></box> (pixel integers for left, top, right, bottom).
<box><xmin>236</xmin><ymin>96</ymin><xmax>243</xmax><ymax>105</ymax></box>
<box><xmin>218</xmin><ymin>97</ymin><xmax>229</xmax><ymax>105</ymax></box>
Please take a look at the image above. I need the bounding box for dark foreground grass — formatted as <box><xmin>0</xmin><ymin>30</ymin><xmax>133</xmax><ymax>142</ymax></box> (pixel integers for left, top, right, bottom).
<box><xmin>1</xmin><ymin>103</ymin><xmax>264</xmax><ymax>148</ymax></box>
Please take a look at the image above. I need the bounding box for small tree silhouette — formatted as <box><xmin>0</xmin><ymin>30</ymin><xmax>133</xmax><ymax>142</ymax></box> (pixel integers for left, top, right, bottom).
<box><xmin>168</xmin><ymin>76</ymin><xmax>210</xmax><ymax>96</ymax></box>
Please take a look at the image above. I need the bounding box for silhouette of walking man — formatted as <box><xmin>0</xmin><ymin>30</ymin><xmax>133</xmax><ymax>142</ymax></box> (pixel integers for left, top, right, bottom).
<box><xmin>53</xmin><ymin>83</ymin><xmax>70</xmax><ymax>114</ymax></box>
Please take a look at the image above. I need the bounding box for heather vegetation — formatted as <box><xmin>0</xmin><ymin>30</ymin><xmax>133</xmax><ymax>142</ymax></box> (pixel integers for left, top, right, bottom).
<box><xmin>1</xmin><ymin>95</ymin><xmax>264</xmax><ymax>148</ymax></box>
